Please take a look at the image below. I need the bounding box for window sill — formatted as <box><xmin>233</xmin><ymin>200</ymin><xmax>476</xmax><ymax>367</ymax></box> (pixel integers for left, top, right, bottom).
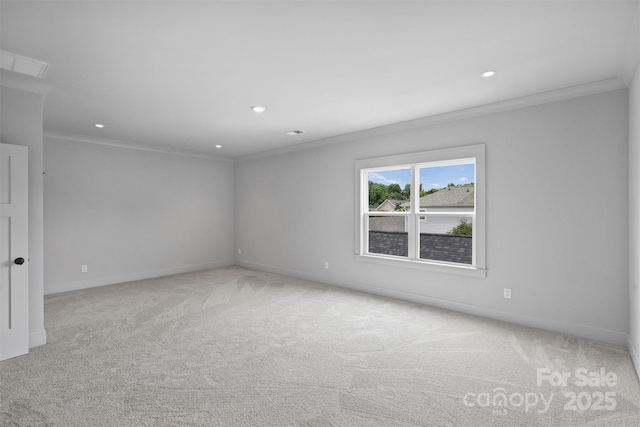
<box><xmin>355</xmin><ymin>254</ymin><xmax>486</xmax><ymax>278</ymax></box>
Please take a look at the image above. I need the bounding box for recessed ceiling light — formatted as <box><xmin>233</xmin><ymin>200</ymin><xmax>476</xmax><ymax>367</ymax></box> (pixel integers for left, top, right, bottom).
<box><xmin>95</xmin><ymin>123</ymin><xmax>104</xmax><ymax>128</ymax></box>
<box><xmin>482</xmin><ymin>70</ymin><xmax>496</xmax><ymax>78</ymax></box>
<box><xmin>251</xmin><ymin>106</ymin><xmax>266</xmax><ymax>113</ymax></box>
<box><xmin>286</xmin><ymin>130</ymin><xmax>305</xmax><ymax>136</ymax></box>
<box><xmin>215</xmin><ymin>144</ymin><xmax>222</xmax><ymax>148</ymax></box>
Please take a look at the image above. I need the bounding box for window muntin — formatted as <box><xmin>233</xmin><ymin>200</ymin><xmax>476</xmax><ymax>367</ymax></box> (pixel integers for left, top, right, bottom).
<box><xmin>355</xmin><ymin>145</ymin><xmax>485</xmax><ymax>276</ymax></box>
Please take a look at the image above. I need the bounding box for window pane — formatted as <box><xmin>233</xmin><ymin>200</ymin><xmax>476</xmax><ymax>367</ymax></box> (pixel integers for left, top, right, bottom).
<box><xmin>368</xmin><ymin>215</ymin><xmax>408</xmax><ymax>257</ymax></box>
<box><xmin>367</xmin><ymin>168</ymin><xmax>411</xmax><ymax>212</ymax></box>
<box><xmin>419</xmin><ymin>216</ymin><xmax>473</xmax><ymax>265</ymax></box>
<box><xmin>419</xmin><ymin>162</ymin><xmax>474</xmax><ymax>265</ymax></box>
<box><xmin>419</xmin><ymin>163</ymin><xmax>475</xmax><ymax>206</ymax></box>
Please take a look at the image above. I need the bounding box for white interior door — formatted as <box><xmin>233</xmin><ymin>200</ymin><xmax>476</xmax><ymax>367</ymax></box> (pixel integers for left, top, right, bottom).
<box><xmin>0</xmin><ymin>143</ymin><xmax>29</xmax><ymax>361</ymax></box>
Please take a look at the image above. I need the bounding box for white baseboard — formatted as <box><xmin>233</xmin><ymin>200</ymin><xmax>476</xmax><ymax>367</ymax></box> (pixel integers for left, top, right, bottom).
<box><xmin>236</xmin><ymin>260</ymin><xmax>317</xmax><ymax>283</ymax></box>
<box><xmin>343</xmin><ymin>280</ymin><xmax>628</xmax><ymax>347</ymax></box>
<box><xmin>45</xmin><ymin>260</ymin><xmax>235</xmax><ymax>295</ymax></box>
<box><xmin>29</xmin><ymin>329</ymin><xmax>47</xmax><ymax>348</ymax></box>
<box><xmin>628</xmin><ymin>336</ymin><xmax>640</xmax><ymax>381</ymax></box>
<box><xmin>236</xmin><ymin>260</ymin><xmax>628</xmax><ymax>347</ymax></box>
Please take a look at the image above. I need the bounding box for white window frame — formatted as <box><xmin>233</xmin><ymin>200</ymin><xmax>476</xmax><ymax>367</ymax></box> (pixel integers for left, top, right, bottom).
<box><xmin>355</xmin><ymin>144</ymin><xmax>486</xmax><ymax>278</ymax></box>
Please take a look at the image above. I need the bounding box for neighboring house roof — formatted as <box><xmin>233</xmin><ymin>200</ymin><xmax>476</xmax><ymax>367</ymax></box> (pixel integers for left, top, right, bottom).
<box><xmin>368</xmin><ymin>231</ymin><xmax>472</xmax><ymax>264</ymax></box>
<box><xmin>375</xmin><ymin>199</ymin><xmax>406</xmax><ymax>211</ymax></box>
<box><xmin>420</xmin><ymin>186</ymin><xmax>474</xmax><ymax>208</ymax></box>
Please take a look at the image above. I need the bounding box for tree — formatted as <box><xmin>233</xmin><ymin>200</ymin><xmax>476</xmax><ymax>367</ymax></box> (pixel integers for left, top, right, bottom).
<box><xmin>402</xmin><ymin>184</ymin><xmax>411</xmax><ymax>199</ymax></box>
<box><xmin>448</xmin><ymin>219</ymin><xmax>472</xmax><ymax>236</ymax></box>
<box><xmin>386</xmin><ymin>183</ymin><xmax>404</xmax><ymax>201</ymax></box>
<box><xmin>368</xmin><ymin>182</ymin><xmax>389</xmax><ymax>208</ymax></box>
<box><xmin>419</xmin><ymin>183</ymin><xmax>427</xmax><ymax>197</ymax></box>
<box><xmin>387</xmin><ymin>183</ymin><xmax>401</xmax><ymax>194</ymax></box>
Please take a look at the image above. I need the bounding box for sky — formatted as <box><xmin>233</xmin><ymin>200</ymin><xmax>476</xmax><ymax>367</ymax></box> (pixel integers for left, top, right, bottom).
<box><xmin>368</xmin><ymin>163</ymin><xmax>475</xmax><ymax>190</ymax></box>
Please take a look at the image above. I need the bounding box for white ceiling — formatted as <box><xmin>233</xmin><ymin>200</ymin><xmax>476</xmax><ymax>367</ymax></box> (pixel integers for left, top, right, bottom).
<box><xmin>1</xmin><ymin>1</ymin><xmax>639</xmax><ymax>158</ymax></box>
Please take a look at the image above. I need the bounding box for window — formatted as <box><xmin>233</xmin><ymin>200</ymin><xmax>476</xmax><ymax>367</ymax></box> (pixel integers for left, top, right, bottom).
<box><xmin>355</xmin><ymin>144</ymin><xmax>485</xmax><ymax>277</ymax></box>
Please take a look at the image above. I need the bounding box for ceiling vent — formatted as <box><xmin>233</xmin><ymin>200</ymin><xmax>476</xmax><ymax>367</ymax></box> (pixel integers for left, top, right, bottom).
<box><xmin>1</xmin><ymin>50</ymin><xmax>49</xmax><ymax>78</ymax></box>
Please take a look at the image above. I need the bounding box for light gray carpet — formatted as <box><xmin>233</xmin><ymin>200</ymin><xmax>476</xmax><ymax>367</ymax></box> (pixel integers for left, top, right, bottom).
<box><xmin>1</xmin><ymin>266</ymin><xmax>639</xmax><ymax>426</ymax></box>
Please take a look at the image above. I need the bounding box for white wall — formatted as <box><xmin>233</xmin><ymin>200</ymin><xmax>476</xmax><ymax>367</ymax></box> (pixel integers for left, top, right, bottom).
<box><xmin>43</xmin><ymin>135</ymin><xmax>235</xmax><ymax>294</ymax></box>
<box><xmin>235</xmin><ymin>89</ymin><xmax>629</xmax><ymax>345</ymax></box>
<box><xmin>629</xmin><ymin>64</ymin><xmax>640</xmax><ymax>371</ymax></box>
<box><xmin>0</xmin><ymin>72</ymin><xmax>50</xmax><ymax>348</ymax></box>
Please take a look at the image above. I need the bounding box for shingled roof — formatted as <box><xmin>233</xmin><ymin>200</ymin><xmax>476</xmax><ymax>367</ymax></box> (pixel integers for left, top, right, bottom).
<box><xmin>368</xmin><ymin>231</ymin><xmax>472</xmax><ymax>264</ymax></box>
<box><xmin>420</xmin><ymin>186</ymin><xmax>474</xmax><ymax>208</ymax></box>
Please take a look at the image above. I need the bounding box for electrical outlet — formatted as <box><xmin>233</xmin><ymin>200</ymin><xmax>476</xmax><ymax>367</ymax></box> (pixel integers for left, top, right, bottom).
<box><xmin>238</xmin><ymin>249</ymin><xmax>241</xmax><ymax>255</ymax></box>
<box><xmin>81</xmin><ymin>265</ymin><xmax>88</xmax><ymax>273</ymax></box>
<box><xmin>503</xmin><ymin>288</ymin><xmax>511</xmax><ymax>299</ymax></box>
<box><xmin>324</xmin><ymin>261</ymin><xmax>329</xmax><ymax>269</ymax></box>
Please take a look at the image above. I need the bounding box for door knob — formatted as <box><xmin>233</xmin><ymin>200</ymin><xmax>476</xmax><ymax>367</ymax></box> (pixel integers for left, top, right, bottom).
<box><xmin>14</xmin><ymin>258</ymin><xmax>25</xmax><ymax>265</ymax></box>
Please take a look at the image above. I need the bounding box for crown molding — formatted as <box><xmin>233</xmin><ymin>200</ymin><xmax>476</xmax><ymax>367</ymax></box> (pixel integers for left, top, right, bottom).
<box><xmin>236</xmin><ymin>78</ymin><xmax>627</xmax><ymax>162</ymax></box>
<box><xmin>44</xmin><ymin>131</ymin><xmax>232</xmax><ymax>162</ymax></box>
<box><xmin>44</xmin><ymin>77</ymin><xmax>627</xmax><ymax>164</ymax></box>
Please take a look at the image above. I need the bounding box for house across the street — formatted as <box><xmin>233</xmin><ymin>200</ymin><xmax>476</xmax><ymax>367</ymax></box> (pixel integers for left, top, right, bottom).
<box><xmin>417</xmin><ymin>185</ymin><xmax>474</xmax><ymax>234</ymax></box>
